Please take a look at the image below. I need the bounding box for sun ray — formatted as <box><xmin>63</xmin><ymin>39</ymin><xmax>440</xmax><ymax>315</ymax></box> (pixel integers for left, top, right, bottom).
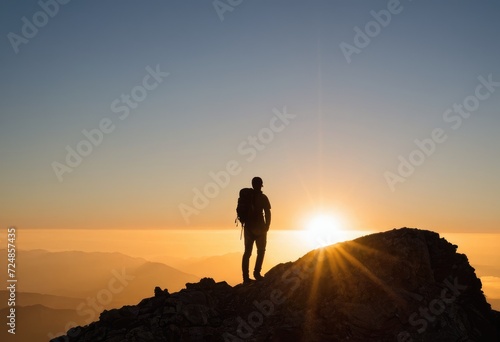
<box><xmin>334</xmin><ymin>243</ymin><xmax>407</xmax><ymax>307</ymax></box>
<box><xmin>299</xmin><ymin>237</ymin><xmax>411</xmax><ymax>339</ymax></box>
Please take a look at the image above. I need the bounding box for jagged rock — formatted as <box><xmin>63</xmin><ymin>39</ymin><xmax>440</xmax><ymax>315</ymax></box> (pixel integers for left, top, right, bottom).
<box><xmin>52</xmin><ymin>228</ymin><xmax>500</xmax><ymax>341</ymax></box>
<box><xmin>155</xmin><ymin>286</ymin><xmax>170</xmax><ymax>298</ymax></box>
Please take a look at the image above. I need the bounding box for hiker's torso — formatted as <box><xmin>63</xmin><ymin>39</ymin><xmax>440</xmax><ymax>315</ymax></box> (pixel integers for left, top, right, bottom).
<box><xmin>246</xmin><ymin>190</ymin><xmax>270</xmax><ymax>229</ymax></box>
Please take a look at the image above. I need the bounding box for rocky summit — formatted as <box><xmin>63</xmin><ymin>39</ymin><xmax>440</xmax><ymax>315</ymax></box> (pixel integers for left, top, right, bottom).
<box><xmin>52</xmin><ymin>228</ymin><xmax>500</xmax><ymax>341</ymax></box>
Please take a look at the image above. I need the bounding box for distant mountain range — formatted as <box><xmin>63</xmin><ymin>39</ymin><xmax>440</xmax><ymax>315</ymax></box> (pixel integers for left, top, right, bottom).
<box><xmin>0</xmin><ymin>249</ymin><xmax>199</xmax><ymax>306</ymax></box>
<box><xmin>170</xmin><ymin>252</ymin><xmax>243</xmax><ymax>285</ymax></box>
<box><xmin>160</xmin><ymin>252</ymin><xmax>287</xmax><ymax>286</ymax></box>
<box><xmin>0</xmin><ymin>291</ymin><xmax>83</xmax><ymax>310</ymax></box>
<box><xmin>472</xmin><ymin>264</ymin><xmax>500</xmax><ymax>278</ymax></box>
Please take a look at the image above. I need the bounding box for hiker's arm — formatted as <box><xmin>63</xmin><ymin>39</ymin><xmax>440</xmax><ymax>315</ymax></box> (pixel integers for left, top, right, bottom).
<box><xmin>264</xmin><ymin>208</ymin><xmax>271</xmax><ymax>229</ymax></box>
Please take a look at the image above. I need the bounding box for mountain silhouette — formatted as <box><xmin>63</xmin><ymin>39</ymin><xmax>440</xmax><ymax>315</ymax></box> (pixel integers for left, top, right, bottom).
<box><xmin>53</xmin><ymin>228</ymin><xmax>500</xmax><ymax>341</ymax></box>
<box><xmin>0</xmin><ymin>291</ymin><xmax>84</xmax><ymax>310</ymax></box>
<box><xmin>0</xmin><ymin>249</ymin><xmax>199</xmax><ymax>307</ymax></box>
<box><xmin>177</xmin><ymin>252</ymin><xmax>244</xmax><ymax>285</ymax></box>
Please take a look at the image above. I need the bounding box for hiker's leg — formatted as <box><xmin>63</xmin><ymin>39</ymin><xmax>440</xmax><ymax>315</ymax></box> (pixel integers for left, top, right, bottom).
<box><xmin>242</xmin><ymin>229</ymin><xmax>255</xmax><ymax>280</ymax></box>
<box><xmin>254</xmin><ymin>232</ymin><xmax>267</xmax><ymax>276</ymax></box>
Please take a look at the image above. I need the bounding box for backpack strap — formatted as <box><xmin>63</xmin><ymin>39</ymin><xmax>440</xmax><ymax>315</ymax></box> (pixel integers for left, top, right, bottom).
<box><xmin>234</xmin><ymin>216</ymin><xmax>243</xmax><ymax>240</ymax></box>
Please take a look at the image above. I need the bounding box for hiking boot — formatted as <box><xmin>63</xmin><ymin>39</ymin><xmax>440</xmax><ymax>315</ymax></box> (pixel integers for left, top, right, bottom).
<box><xmin>243</xmin><ymin>278</ymin><xmax>255</xmax><ymax>285</ymax></box>
<box><xmin>253</xmin><ymin>273</ymin><xmax>264</xmax><ymax>281</ymax></box>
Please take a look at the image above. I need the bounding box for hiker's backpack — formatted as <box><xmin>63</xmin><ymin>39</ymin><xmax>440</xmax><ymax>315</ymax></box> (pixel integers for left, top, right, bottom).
<box><xmin>236</xmin><ymin>188</ymin><xmax>256</xmax><ymax>226</ymax></box>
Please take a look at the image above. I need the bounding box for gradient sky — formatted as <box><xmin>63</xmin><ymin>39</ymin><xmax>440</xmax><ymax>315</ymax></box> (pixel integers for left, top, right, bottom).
<box><xmin>1</xmin><ymin>0</ymin><xmax>499</xmax><ymax>232</ymax></box>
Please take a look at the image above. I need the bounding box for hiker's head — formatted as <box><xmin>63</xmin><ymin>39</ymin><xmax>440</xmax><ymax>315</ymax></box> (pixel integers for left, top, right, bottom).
<box><xmin>252</xmin><ymin>177</ymin><xmax>263</xmax><ymax>190</ymax></box>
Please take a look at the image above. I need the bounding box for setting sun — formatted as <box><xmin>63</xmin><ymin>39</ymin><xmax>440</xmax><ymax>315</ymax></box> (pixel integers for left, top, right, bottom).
<box><xmin>305</xmin><ymin>213</ymin><xmax>348</xmax><ymax>248</ymax></box>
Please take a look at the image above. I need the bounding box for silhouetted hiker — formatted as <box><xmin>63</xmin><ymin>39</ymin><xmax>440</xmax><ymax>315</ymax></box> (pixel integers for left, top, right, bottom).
<box><xmin>237</xmin><ymin>177</ymin><xmax>271</xmax><ymax>284</ymax></box>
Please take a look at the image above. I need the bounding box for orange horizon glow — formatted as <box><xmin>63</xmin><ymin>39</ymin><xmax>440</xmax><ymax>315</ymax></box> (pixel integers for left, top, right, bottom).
<box><xmin>1</xmin><ymin>228</ymin><xmax>499</xmax><ymax>306</ymax></box>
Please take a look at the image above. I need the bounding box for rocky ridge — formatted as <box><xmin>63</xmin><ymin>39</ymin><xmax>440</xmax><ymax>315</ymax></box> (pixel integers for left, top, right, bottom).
<box><xmin>53</xmin><ymin>228</ymin><xmax>500</xmax><ymax>341</ymax></box>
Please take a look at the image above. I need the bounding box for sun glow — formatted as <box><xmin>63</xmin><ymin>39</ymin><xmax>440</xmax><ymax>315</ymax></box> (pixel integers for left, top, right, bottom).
<box><xmin>305</xmin><ymin>213</ymin><xmax>348</xmax><ymax>248</ymax></box>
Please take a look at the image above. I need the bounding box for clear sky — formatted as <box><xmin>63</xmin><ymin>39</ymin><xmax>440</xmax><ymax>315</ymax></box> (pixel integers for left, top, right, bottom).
<box><xmin>1</xmin><ymin>0</ymin><xmax>499</xmax><ymax>232</ymax></box>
